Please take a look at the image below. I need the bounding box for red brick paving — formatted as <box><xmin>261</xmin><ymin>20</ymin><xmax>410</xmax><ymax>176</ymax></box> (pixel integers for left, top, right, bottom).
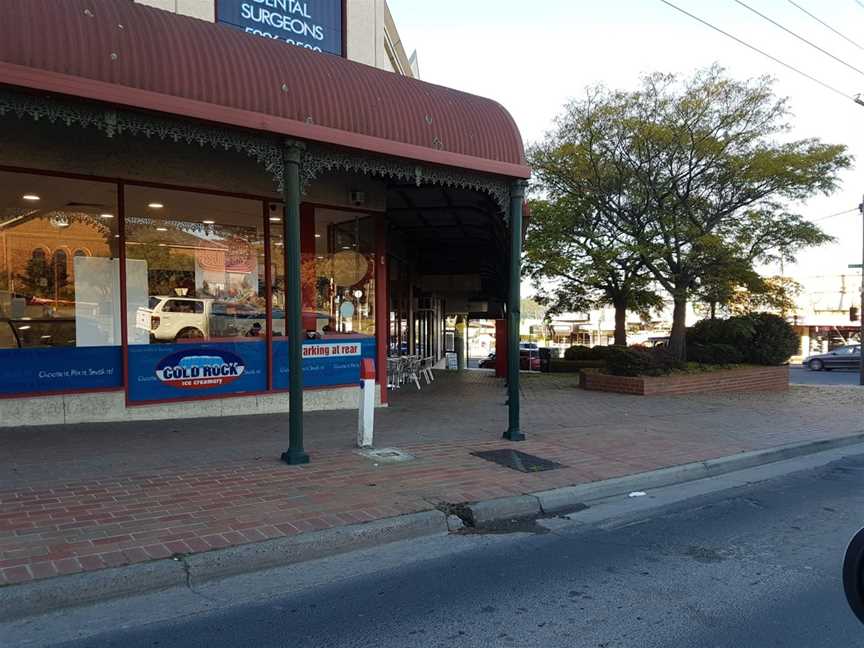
<box><xmin>0</xmin><ymin>373</ymin><xmax>861</xmax><ymax>586</ymax></box>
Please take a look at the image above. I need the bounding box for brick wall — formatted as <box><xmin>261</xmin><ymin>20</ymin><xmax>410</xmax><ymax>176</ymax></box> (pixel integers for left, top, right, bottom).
<box><xmin>583</xmin><ymin>365</ymin><xmax>790</xmax><ymax>396</ymax></box>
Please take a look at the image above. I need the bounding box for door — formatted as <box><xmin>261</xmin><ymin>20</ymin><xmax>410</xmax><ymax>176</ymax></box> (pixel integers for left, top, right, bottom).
<box><xmin>827</xmin><ymin>345</ymin><xmax>859</xmax><ymax>368</ymax></box>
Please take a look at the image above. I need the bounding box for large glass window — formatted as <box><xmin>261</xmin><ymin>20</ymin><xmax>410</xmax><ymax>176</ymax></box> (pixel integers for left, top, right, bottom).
<box><xmin>124</xmin><ymin>186</ymin><xmax>267</xmax><ymax>402</ymax></box>
<box><xmin>0</xmin><ymin>170</ymin><xmax>121</xmax><ymax>394</ymax></box>
<box><xmin>270</xmin><ymin>206</ymin><xmax>377</xmax><ymax>390</ymax></box>
<box><xmin>310</xmin><ymin>209</ymin><xmax>376</xmax><ymax>337</ymax></box>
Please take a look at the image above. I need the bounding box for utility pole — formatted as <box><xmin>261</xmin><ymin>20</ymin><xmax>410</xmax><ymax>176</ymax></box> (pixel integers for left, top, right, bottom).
<box><xmin>858</xmin><ymin>196</ymin><xmax>864</xmax><ymax>386</ymax></box>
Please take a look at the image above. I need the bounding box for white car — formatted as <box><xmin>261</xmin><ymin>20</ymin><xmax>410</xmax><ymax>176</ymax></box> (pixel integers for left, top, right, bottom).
<box><xmin>137</xmin><ymin>297</ymin><xmax>272</xmax><ymax>342</ymax></box>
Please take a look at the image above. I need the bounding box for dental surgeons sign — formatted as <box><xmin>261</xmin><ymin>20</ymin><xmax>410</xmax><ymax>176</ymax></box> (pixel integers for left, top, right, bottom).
<box><xmin>217</xmin><ymin>0</ymin><xmax>343</xmax><ymax>56</ymax></box>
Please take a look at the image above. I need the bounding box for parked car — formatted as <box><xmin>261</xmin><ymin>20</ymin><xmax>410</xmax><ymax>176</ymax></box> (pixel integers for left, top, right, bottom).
<box><xmin>520</xmin><ymin>348</ymin><xmax>541</xmax><ymax>371</ymax></box>
<box><xmin>803</xmin><ymin>345</ymin><xmax>861</xmax><ymax>371</ymax></box>
<box><xmin>478</xmin><ymin>350</ymin><xmax>540</xmax><ymax>371</ymax></box>
<box><xmin>478</xmin><ymin>352</ymin><xmax>496</xmax><ymax>368</ymax></box>
<box><xmin>137</xmin><ymin>297</ymin><xmax>269</xmax><ymax>342</ymax></box>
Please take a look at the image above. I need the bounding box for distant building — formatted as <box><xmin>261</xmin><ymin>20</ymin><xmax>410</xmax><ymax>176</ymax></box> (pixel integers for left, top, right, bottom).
<box><xmin>789</xmin><ymin>273</ymin><xmax>863</xmax><ymax>356</ymax></box>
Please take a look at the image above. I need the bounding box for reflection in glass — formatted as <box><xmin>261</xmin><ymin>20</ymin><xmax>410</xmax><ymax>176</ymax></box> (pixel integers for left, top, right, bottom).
<box><xmin>123</xmin><ymin>186</ymin><xmax>266</xmax><ymax>344</ymax></box>
<box><xmin>0</xmin><ymin>171</ymin><xmax>119</xmax><ymax>349</ymax></box>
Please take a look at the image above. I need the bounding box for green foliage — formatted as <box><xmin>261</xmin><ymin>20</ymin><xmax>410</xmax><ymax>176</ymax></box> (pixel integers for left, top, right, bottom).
<box><xmin>686</xmin><ymin>313</ymin><xmax>798</xmax><ymax>365</ymax></box>
<box><xmin>744</xmin><ymin>313</ymin><xmax>800</xmax><ymax>366</ymax></box>
<box><xmin>531</xmin><ymin>65</ymin><xmax>847</xmax><ymax>360</ymax></box>
<box><xmin>725</xmin><ymin>276</ymin><xmax>802</xmax><ymax>316</ymax></box>
<box><xmin>16</xmin><ymin>255</ymin><xmax>53</xmax><ymax>298</ymax></box>
<box><xmin>549</xmin><ymin>359</ymin><xmax>603</xmax><ymax>373</ymax></box>
<box><xmin>563</xmin><ymin>345</ymin><xmax>618</xmax><ymax>361</ymax></box>
<box><xmin>523</xmin><ymin>196</ymin><xmax>662</xmax><ymax>346</ymax></box>
<box><xmin>686</xmin><ymin>343</ymin><xmax>743</xmax><ymax>365</ymax></box>
<box><xmin>606</xmin><ymin>346</ymin><xmax>677</xmax><ymax>377</ymax></box>
<box><xmin>563</xmin><ymin>345</ymin><xmax>590</xmax><ymax>361</ymax></box>
<box><xmin>687</xmin><ymin>316</ymin><xmax>755</xmax><ymax>347</ymax></box>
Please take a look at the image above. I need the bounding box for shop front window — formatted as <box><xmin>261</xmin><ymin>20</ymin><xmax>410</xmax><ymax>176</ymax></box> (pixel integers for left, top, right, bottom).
<box><xmin>270</xmin><ymin>206</ymin><xmax>377</xmax><ymax>389</ymax></box>
<box><xmin>0</xmin><ymin>170</ymin><xmax>121</xmax><ymax>394</ymax></box>
<box><xmin>123</xmin><ymin>186</ymin><xmax>267</xmax><ymax>402</ymax></box>
<box><xmin>311</xmin><ymin>209</ymin><xmax>376</xmax><ymax>337</ymax></box>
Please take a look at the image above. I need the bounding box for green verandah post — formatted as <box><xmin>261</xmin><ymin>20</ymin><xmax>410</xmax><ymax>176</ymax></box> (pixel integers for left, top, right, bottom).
<box><xmin>503</xmin><ymin>180</ymin><xmax>526</xmax><ymax>442</ymax></box>
<box><xmin>281</xmin><ymin>141</ymin><xmax>310</xmax><ymax>465</ymax></box>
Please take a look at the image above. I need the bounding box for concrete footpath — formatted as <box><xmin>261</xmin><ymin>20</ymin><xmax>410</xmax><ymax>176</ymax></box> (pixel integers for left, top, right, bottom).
<box><xmin>1</xmin><ymin>373</ymin><xmax>862</xmax><ymax>618</ymax></box>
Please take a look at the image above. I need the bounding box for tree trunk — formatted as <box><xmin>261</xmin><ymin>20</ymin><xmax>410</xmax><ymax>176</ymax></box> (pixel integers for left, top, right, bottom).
<box><xmin>613</xmin><ymin>301</ymin><xmax>627</xmax><ymax>347</ymax></box>
<box><xmin>669</xmin><ymin>293</ymin><xmax>688</xmax><ymax>362</ymax></box>
<box><xmin>709</xmin><ymin>301</ymin><xmax>717</xmax><ymax>320</ymax></box>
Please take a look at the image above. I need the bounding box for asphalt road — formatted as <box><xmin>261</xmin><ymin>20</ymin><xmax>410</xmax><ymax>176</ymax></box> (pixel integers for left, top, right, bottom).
<box><xmin>790</xmin><ymin>365</ymin><xmax>862</xmax><ymax>386</ymax></box>
<box><xmin>49</xmin><ymin>453</ymin><xmax>864</xmax><ymax>648</ymax></box>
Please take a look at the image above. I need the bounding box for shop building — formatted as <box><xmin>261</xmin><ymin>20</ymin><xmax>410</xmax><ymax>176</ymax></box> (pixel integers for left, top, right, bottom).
<box><xmin>0</xmin><ymin>0</ymin><xmax>528</xmax><ymax>445</ymax></box>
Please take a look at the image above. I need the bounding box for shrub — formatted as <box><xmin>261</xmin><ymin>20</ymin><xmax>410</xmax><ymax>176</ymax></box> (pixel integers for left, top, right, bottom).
<box><xmin>742</xmin><ymin>313</ymin><xmax>799</xmax><ymax>366</ymax></box>
<box><xmin>686</xmin><ymin>313</ymin><xmax>797</xmax><ymax>366</ymax></box>
<box><xmin>586</xmin><ymin>345</ymin><xmax>619</xmax><ymax>361</ymax></box>
<box><xmin>606</xmin><ymin>346</ymin><xmax>677</xmax><ymax>377</ymax></box>
<box><xmin>563</xmin><ymin>345</ymin><xmax>591</xmax><ymax>361</ymax></box>
<box><xmin>686</xmin><ymin>342</ymin><xmax>743</xmax><ymax>365</ymax></box>
<box><xmin>563</xmin><ymin>345</ymin><xmax>618</xmax><ymax>361</ymax></box>
<box><xmin>686</xmin><ymin>316</ymin><xmax>754</xmax><ymax>347</ymax></box>
<box><xmin>550</xmin><ymin>359</ymin><xmax>606</xmax><ymax>372</ymax></box>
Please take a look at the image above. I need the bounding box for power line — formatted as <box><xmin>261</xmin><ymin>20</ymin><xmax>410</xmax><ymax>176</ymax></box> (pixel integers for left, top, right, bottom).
<box><xmin>787</xmin><ymin>0</ymin><xmax>864</xmax><ymax>52</ymax></box>
<box><xmin>734</xmin><ymin>0</ymin><xmax>864</xmax><ymax>78</ymax></box>
<box><xmin>658</xmin><ymin>0</ymin><xmax>856</xmax><ymax>102</ymax></box>
<box><xmin>813</xmin><ymin>208</ymin><xmax>858</xmax><ymax>222</ymax></box>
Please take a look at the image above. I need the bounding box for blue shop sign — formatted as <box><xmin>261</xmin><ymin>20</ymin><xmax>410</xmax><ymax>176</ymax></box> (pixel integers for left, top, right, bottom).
<box><xmin>128</xmin><ymin>341</ymin><xmax>267</xmax><ymax>402</ymax></box>
<box><xmin>0</xmin><ymin>346</ymin><xmax>122</xmax><ymax>395</ymax></box>
<box><xmin>217</xmin><ymin>0</ymin><xmax>343</xmax><ymax>56</ymax></box>
<box><xmin>273</xmin><ymin>337</ymin><xmax>376</xmax><ymax>389</ymax></box>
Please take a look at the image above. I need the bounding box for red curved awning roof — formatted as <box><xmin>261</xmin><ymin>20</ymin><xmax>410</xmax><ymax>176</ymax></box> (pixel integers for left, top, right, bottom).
<box><xmin>0</xmin><ymin>0</ymin><xmax>528</xmax><ymax>179</ymax></box>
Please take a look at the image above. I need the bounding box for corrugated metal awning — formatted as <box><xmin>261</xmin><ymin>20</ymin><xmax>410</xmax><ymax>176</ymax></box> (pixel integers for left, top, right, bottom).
<box><xmin>0</xmin><ymin>0</ymin><xmax>529</xmax><ymax>179</ymax></box>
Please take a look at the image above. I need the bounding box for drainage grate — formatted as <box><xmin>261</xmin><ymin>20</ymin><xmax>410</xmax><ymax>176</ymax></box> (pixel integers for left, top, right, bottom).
<box><xmin>471</xmin><ymin>449</ymin><xmax>564</xmax><ymax>473</ymax></box>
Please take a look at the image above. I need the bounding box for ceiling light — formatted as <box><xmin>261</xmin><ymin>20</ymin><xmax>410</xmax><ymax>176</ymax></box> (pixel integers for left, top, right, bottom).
<box><xmin>341</xmin><ymin>246</ymin><xmax>351</xmax><ymax>250</ymax></box>
<box><xmin>156</xmin><ymin>227</ymin><xmax>168</xmax><ymax>232</ymax></box>
<box><xmin>158</xmin><ymin>243</ymin><xmax>167</xmax><ymax>247</ymax></box>
<box><xmin>315</xmin><ymin>233</ymin><xmax>322</xmax><ymax>238</ymax></box>
<box><xmin>100</xmin><ymin>213</ymin><xmax>114</xmax><ymax>219</ymax></box>
<box><xmin>18</xmin><ymin>325</ymin><xmax>31</xmax><ymax>331</ymax></box>
<box><xmin>148</xmin><ymin>202</ymin><xmax>164</xmax><ymax>209</ymax></box>
<box><xmin>22</xmin><ymin>194</ymin><xmax>40</xmax><ymax>201</ymax></box>
<box><xmin>40</xmin><ymin>335</ymin><xmax>51</xmax><ymax>339</ymax></box>
<box><xmin>202</xmin><ymin>219</ymin><xmax>215</xmax><ymax>225</ymax></box>
<box><xmin>269</xmin><ymin>217</ymin><xmax>282</xmax><ymax>222</ymax></box>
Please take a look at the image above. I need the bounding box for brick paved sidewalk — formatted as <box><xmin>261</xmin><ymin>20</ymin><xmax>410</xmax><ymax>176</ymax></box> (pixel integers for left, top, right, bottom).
<box><xmin>1</xmin><ymin>373</ymin><xmax>862</xmax><ymax>587</ymax></box>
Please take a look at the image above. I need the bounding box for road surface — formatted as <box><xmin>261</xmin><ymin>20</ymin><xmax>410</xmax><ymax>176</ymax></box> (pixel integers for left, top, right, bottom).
<box><xmin>45</xmin><ymin>452</ymin><xmax>864</xmax><ymax>647</ymax></box>
<box><xmin>789</xmin><ymin>365</ymin><xmax>861</xmax><ymax>386</ymax></box>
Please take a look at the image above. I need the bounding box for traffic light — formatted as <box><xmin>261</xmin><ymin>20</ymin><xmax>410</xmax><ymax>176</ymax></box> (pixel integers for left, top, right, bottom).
<box><xmin>852</xmin><ymin>306</ymin><xmax>860</xmax><ymax>322</ymax></box>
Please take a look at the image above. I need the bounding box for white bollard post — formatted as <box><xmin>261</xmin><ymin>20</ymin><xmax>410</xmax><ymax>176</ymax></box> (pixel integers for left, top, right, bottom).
<box><xmin>357</xmin><ymin>358</ymin><xmax>376</xmax><ymax>448</ymax></box>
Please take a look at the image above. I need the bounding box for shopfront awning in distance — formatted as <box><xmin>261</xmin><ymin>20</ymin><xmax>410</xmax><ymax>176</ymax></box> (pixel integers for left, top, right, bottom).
<box><xmin>0</xmin><ymin>0</ymin><xmax>529</xmax><ymax>179</ymax></box>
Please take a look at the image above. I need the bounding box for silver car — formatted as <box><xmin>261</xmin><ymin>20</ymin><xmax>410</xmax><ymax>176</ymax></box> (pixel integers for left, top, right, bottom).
<box><xmin>803</xmin><ymin>344</ymin><xmax>861</xmax><ymax>371</ymax></box>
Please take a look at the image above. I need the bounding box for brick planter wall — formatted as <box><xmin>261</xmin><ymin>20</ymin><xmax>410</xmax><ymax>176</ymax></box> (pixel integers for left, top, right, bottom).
<box><xmin>582</xmin><ymin>365</ymin><xmax>789</xmax><ymax>396</ymax></box>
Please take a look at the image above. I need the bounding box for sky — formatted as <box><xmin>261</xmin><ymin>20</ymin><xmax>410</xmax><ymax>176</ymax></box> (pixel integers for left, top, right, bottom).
<box><xmin>387</xmin><ymin>0</ymin><xmax>864</xmax><ymax>290</ymax></box>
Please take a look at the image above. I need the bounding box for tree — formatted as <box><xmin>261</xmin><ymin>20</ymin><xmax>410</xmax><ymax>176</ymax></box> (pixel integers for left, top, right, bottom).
<box><xmin>523</xmin><ymin>197</ymin><xmax>662</xmax><ymax>346</ymax></box>
<box><xmin>533</xmin><ymin>65</ymin><xmax>847</xmax><ymax>360</ymax></box>
<box><xmin>726</xmin><ymin>275</ymin><xmax>802</xmax><ymax>317</ymax></box>
<box><xmin>16</xmin><ymin>254</ymin><xmax>53</xmax><ymax>298</ymax></box>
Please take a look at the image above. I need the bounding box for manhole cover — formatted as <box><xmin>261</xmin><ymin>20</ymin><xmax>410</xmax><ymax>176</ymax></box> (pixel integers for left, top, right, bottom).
<box><xmin>471</xmin><ymin>449</ymin><xmax>564</xmax><ymax>473</ymax></box>
<box><xmin>356</xmin><ymin>447</ymin><xmax>415</xmax><ymax>464</ymax></box>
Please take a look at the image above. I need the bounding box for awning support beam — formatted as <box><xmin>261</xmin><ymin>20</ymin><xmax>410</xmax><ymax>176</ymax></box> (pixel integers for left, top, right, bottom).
<box><xmin>503</xmin><ymin>180</ymin><xmax>526</xmax><ymax>442</ymax></box>
<box><xmin>281</xmin><ymin>140</ymin><xmax>310</xmax><ymax>466</ymax></box>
